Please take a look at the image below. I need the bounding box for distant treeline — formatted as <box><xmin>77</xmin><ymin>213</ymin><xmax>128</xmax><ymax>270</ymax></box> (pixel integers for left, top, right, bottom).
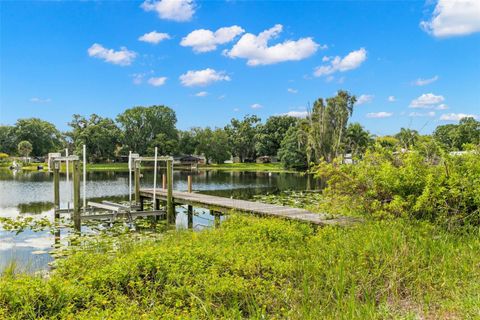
<box><xmin>1</xmin><ymin>90</ymin><xmax>479</xmax><ymax>168</ymax></box>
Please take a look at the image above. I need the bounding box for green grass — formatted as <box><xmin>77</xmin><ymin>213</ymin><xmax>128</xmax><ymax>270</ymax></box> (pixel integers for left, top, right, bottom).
<box><xmin>1</xmin><ymin>215</ymin><xmax>478</xmax><ymax>319</ymax></box>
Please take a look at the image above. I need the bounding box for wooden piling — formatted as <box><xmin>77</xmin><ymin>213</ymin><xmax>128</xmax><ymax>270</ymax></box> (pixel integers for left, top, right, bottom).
<box><xmin>187</xmin><ymin>206</ymin><xmax>193</xmax><ymax>229</ymax></box>
<box><xmin>213</xmin><ymin>211</ymin><xmax>220</xmax><ymax>228</ymax></box>
<box><xmin>73</xmin><ymin>160</ymin><xmax>81</xmax><ymax>231</ymax></box>
<box><xmin>53</xmin><ymin>162</ymin><xmax>60</xmax><ymax>219</ymax></box>
<box><xmin>187</xmin><ymin>175</ymin><xmax>192</xmax><ymax>193</ymax></box>
<box><xmin>162</xmin><ymin>174</ymin><xmax>166</xmax><ymax>190</ymax></box>
<box><xmin>134</xmin><ymin>161</ymin><xmax>141</xmax><ymax>205</ymax></box>
<box><xmin>166</xmin><ymin>159</ymin><xmax>174</xmax><ymax>224</ymax></box>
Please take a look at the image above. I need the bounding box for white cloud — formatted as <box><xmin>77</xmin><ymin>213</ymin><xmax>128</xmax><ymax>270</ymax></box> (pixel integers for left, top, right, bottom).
<box><xmin>181</xmin><ymin>26</ymin><xmax>244</xmax><ymax>53</ymax></box>
<box><xmin>410</xmin><ymin>93</ymin><xmax>445</xmax><ymax>108</ymax></box>
<box><xmin>440</xmin><ymin>113</ymin><xmax>478</xmax><ymax>121</ymax></box>
<box><xmin>420</xmin><ymin>0</ymin><xmax>480</xmax><ymax>37</ymax></box>
<box><xmin>436</xmin><ymin>103</ymin><xmax>449</xmax><ymax>110</ymax></box>
<box><xmin>141</xmin><ymin>0</ymin><xmax>195</xmax><ymax>22</ymax></box>
<box><xmin>413</xmin><ymin>75</ymin><xmax>439</xmax><ymax>86</ymax></box>
<box><xmin>179</xmin><ymin>68</ymin><xmax>230</xmax><ymax>87</ymax></box>
<box><xmin>356</xmin><ymin>94</ymin><xmax>374</xmax><ymax>105</ymax></box>
<box><xmin>314</xmin><ymin>48</ymin><xmax>367</xmax><ymax>77</ymax></box>
<box><xmin>287</xmin><ymin>88</ymin><xmax>298</xmax><ymax>94</ymax></box>
<box><xmin>87</xmin><ymin>43</ymin><xmax>136</xmax><ymax>66</ymax></box>
<box><xmin>30</xmin><ymin>97</ymin><xmax>51</xmax><ymax>103</ymax></box>
<box><xmin>409</xmin><ymin>111</ymin><xmax>436</xmax><ymax>117</ymax></box>
<box><xmin>284</xmin><ymin>110</ymin><xmax>308</xmax><ymax>118</ymax></box>
<box><xmin>139</xmin><ymin>31</ymin><xmax>171</xmax><ymax>44</ymax></box>
<box><xmin>218</xmin><ymin>94</ymin><xmax>226</xmax><ymax>100</ymax></box>
<box><xmin>233</xmin><ymin>108</ymin><xmax>240</xmax><ymax>112</ymax></box>
<box><xmin>387</xmin><ymin>96</ymin><xmax>396</xmax><ymax>102</ymax></box>
<box><xmin>224</xmin><ymin>24</ymin><xmax>321</xmax><ymax>66</ymax></box>
<box><xmin>251</xmin><ymin>103</ymin><xmax>263</xmax><ymax>109</ymax></box>
<box><xmin>147</xmin><ymin>76</ymin><xmax>167</xmax><ymax>86</ymax></box>
<box><xmin>195</xmin><ymin>91</ymin><xmax>208</xmax><ymax>97</ymax></box>
<box><xmin>366</xmin><ymin>112</ymin><xmax>393</xmax><ymax>118</ymax></box>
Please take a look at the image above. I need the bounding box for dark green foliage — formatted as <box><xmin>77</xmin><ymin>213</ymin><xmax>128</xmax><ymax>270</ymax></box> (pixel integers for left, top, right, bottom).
<box><xmin>1</xmin><ymin>216</ymin><xmax>479</xmax><ymax>319</ymax></box>
<box><xmin>116</xmin><ymin>105</ymin><xmax>177</xmax><ymax>155</ymax></box>
<box><xmin>225</xmin><ymin>115</ymin><xmax>261</xmax><ymax>162</ymax></box>
<box><xmin>345</xmin><ymin>122</ymin><xmax>373</xmax><ymax>157</ymax></box>
<box><xmin>68</xmin><ymin>114</ymin><xmax>121</xmax><ymax>162</ymax></box>
<box><xmin>277</xmin><ymin>124</ymin><xmax>308</xmax><ymax>169</ymax></box>
<box><xmin>193</xmin><ymin>127</ymin><xmax>230</xmax><ymax>164</ymax></box>
<box><xmin>0</xmin><ymin>126</ymin><xmax>16</xmax><ymax>154</ymax></box>
<box><xmin>177</xmin><ymin>130</ymin><xmax>198</xmax><ymax>155</ymax></box>
<box><xmin>433</xmin><ymin>117</ymin><xmax>480</xmax><ymax>150</ymax></box>
<box><xmin>13</xmin><ymin>118</ymin><xmax>63</xmax><ymax>156</ymax></box>
<box><xmin>255</xmin><ymin>115</ymin><xmax>297</xmax><ymax>156</ymax></box>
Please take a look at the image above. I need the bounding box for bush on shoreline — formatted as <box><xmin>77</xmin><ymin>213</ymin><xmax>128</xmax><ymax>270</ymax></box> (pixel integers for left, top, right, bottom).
<box><xmin>1</xmin><ymin>215</ymin><xmax>479</xmax><ymax>319</ymax></box>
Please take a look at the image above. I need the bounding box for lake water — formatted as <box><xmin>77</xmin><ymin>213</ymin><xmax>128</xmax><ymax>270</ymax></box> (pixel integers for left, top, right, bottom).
<box><xmin>0</xmin><ymin>169</ymin><xmax>319</xmax><ymax>273</ymax></box>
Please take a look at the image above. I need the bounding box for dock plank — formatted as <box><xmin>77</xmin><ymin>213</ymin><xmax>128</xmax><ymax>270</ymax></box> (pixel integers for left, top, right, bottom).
<box><xmin>139</xmin><ymin>189</ymin><xmax>356</xmax><ymax>226</ymax></box>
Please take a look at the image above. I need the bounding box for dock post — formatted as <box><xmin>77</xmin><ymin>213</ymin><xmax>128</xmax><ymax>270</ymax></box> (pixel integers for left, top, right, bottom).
<box><xmin>187</xmin><ymin>206</ymin><xmax>193</xmax><ymax>229</ymax></box>
<box><xmin>187</xmin><ymin>175</ymin><xmax>193</xmax><ymax>228</ymax></box>
<box><xmin>187</xmin><ymin>175</ymin><xmax>192</xmax><ymax>193</ymax></box>
<box><xmin>166</xmin><ymin>159</ymin><xmax>174</xmax><ymax>224</ymax></box>
<box><xmin>72</xmin><ymin>160</ymin><xmax>81</xmax><ymax>232</ymax></box>
<box><xmin>134</xmin><ymin>160</ymin><xmax>141</xmax><ymax>205</ymax></box>
<box><xmin>162</xmin><ymin>174</ymin><xmax>166</xmax><ymax>190</ymax></box>
<box><xmin>53</xmin><ymin>162</ymin><xmax>60</xmax><ymax>219</ymax></box>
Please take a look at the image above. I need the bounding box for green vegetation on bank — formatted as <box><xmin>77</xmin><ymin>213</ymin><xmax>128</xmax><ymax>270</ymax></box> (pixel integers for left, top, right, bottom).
<box><xmin>1</xmin><ymin>215</ymin><xmax>479</xmax><ymax>319</ymax></box>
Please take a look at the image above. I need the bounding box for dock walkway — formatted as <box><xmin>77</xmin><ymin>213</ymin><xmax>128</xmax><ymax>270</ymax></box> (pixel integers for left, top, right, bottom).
<box><xmin>139</xmin><ymin>189</ymin><xmax>355</xmax><ymax>226</ymax></box>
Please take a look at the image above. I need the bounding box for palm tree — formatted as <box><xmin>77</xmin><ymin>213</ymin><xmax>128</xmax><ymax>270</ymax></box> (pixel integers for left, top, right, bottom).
<box><xmin>345</xmin><ymin>123</ymin><xmax>372</xmax><ymax>157</ymax></box>
<box><xmin>395</xmin><ymin>128</ymin><xmax>419</xmax><ymax>149</ymax></box>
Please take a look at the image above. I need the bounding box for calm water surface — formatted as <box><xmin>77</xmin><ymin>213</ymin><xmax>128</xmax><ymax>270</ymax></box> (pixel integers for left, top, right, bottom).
<box><xmin>0</xmin><ymin>169</ymin><xmax>319</xmax><ymax>272</ymax></box>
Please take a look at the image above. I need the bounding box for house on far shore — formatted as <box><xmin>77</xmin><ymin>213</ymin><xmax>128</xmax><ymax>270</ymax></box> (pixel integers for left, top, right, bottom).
<box><xmin>174</xmin><ymin>155</ymin><xmax>205</xmax><ymax>166</ymax></box>
<box><xmin>256</xmin><ymin>156</ymin><xmax>278</xmax><ymax>164</ymax></box>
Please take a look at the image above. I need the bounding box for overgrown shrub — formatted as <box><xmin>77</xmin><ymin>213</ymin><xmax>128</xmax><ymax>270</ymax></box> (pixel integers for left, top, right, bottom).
<box><xmin>1</xmin><ymin>216</ymin><xmax>479</xmax><ymax>319</ymax></box>
<box><xmin>314</xmin><ymin>147</ymin><xmax>480</xmax><ymax>229</ymax></box>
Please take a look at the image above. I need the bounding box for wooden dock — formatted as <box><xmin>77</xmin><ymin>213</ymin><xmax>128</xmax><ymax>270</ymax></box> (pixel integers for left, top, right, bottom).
<box><xmin>139</xmin><ymin>189</ymin><xmax>356</xmax><ymax>226</ymax></box>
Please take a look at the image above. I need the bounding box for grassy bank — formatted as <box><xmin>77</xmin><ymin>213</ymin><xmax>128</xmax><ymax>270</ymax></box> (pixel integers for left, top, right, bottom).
<box><xmin>1</xmin><ymin>215</ymin><xmax>479</xmax><ymax>319</ymax></box>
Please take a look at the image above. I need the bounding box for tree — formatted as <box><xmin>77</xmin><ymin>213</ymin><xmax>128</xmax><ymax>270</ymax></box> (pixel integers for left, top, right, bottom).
<box><xmin>147</xmin><ymin>133</ymin><xmax>179</xmax><ymax>156</ymax></box>
<box><xmin>395</xmin><ymin>128</ymin><xmax>419</xmax><ymax>149</ymax></box>
<box><xmin>456</xmin><ymin>117</ymin><xmax>480</xmax><ymax>148</ymax></box>
<box><xmin>433</xmin><ymin>117</ymin><xmax>480</xmax><ymax>151</ymax></box>
<box><xmin>278</xmin><ymin>123</ymin><xmax>308</xmax><ymax>169</ymax></box>
<box><xmin>13</xmin><ymin>118</ymin><xmax>63</xmax><ymax>155</ymax></box>
<box><xmin>177</xmin><ymin>130</ymin><xmax>198</xmax><ymax>155</ymax></box>
<box><xmin>255</xmin><ymin>115</ymin><xmax>297</xmax><ymax>156</ymax></box>
<box><xmin>225</xmin><ymin>115</ymin><xmax>261</xmax><ymax>162</ymax></box>
<box><xmin>433</xmin><ymin>124</ymin><xmax>457</xmax><ymax>150</ymax></box>
<box><xmin>116</xmin><ymin>105</ymin><xmax>177</xmax><ymax>155</ymax></box>
<box><xmin>67</xmin><ymin>114</ymin><xmax>121</xmax><ymax>162</ymax></box>
<box><xmin>192</xmin><ymin>127</ymin><xmax>230</xmax><ymax>164</ymax></box>
<box><xmin>307</xmin><ymin>90</ymin><xmax>356</xmax><ymax>162</ymax></box>
<box><xmin>17</xmin><ymin>140</ymin><xmax>32</xmax><ymax>158</ymax></box>
<box><xmin>345</xmin><ymin>122</ymin><xmax>373</xmax><ymax>157</ymax></box>
<box><xmin>0</xmin><ymin>126</ymin><xmax>16</xmax><ymax>154</ymax></box>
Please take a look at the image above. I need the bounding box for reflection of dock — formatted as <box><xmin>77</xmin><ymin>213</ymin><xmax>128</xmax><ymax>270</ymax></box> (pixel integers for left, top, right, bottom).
<box><xmin>139</xmin><ymin>189</ymin><xmax>356</xmax><ymax>226</ymax></box>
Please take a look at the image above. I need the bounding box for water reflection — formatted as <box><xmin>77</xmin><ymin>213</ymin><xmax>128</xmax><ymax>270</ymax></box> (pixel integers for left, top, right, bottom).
<box><xmin>0</xmin><ymin>169</ymin><xmax>319</xmax><ymax>273</ymax></box>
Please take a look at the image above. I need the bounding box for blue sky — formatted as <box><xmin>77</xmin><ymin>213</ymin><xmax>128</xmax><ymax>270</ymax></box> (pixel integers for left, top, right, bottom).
<box><xmin>1</xmin><ymin>0</ymin><xmax>479</xmax><ymax>136</ymax></box>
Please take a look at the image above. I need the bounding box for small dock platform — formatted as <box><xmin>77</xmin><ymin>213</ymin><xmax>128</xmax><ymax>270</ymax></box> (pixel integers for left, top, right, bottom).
<box><xmin>139</xmin><ymin>189</ymin><xmax>355</xmax><ymax>226</ymax></box>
